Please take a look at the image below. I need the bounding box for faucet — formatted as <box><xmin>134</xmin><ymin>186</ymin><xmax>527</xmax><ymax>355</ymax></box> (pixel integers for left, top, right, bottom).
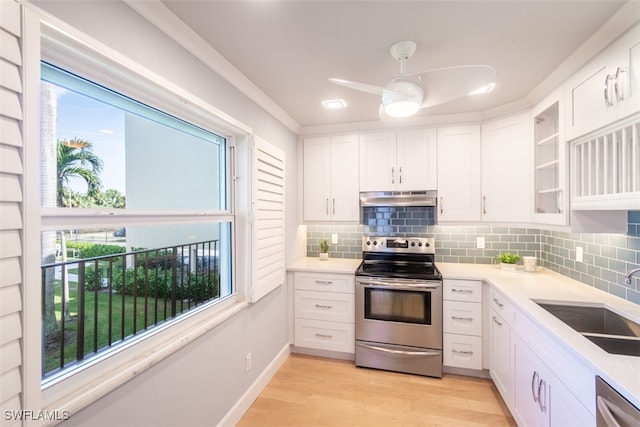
<box><xmin>624</xmin><ymin>268</ymin><xmax>640</xmax><ymax>285</ymax></box>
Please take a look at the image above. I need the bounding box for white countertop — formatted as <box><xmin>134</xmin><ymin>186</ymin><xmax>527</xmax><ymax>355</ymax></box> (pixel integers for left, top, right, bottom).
<box><xmin>438</xmin><ymin>262</ymin><xmax>640</xmax><ymax>408</ymax></box>
<box><xmin>287</xmin><ymin>257</ymin><xmax>362</xmax><ymax>274</ymax></box>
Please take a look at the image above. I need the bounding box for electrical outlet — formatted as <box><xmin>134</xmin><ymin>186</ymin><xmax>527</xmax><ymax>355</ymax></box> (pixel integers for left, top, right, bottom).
<box><xmin>576</xmin><ymin>246</ymin><xmax>583</xmax><ymax>262</ymax></box>
<box><xmin>331</xmin><ymin>233</ymin><xmax>338</xmax><ymax>244</ymax></box>
<box><xmin>245</xmin><ymin>353</ymin><xmax>252</xmax><ymax>372</ymax></box>
<box><xmin>477</xmin><ymin>237</ymin><xmax>485</xmax><ymax>249</ymax></box>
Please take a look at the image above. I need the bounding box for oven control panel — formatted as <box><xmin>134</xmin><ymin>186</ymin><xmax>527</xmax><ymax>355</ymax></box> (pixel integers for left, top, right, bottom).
<box><xmin>362</xmin><ymin>236</ymin><xmax>435</xmax><ymax>254</ymax></box>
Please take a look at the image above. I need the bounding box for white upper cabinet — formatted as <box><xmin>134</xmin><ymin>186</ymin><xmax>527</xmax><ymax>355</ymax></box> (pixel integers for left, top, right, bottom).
<box><xmin>436</xmin><ymin>125</ymin><xmax>482</xmax><ymax>222</ymax></box>
<box><xmin>396</xmin><ymin>130</ymin><xmax>438</xmax><ymax>191</ymax></box>
<box><xmin>358</xmin><ymin>132</ymin><xmax>396</xmax><ymax>191</ymax></box>
<box><xmin>303</xmin><ymin>135</ymin><xmax>359</xmax><ymax>221</ymax></box>
<box><xmin>481</xmin><ymin>112</ymin><xmax>532</xmax><ymax>223</ymax></box>
<box><xmin>532</xmin><ymin>94</ymin><xmax>568</xmax><ymax>225</ymax></box>
<box><xmin>359</xmin><ymin>129</ymin><xmax>437</xmax><ymax>192</ymax></box>
<box><xmin>566</xmin><ymin>23</ymin><xmax>640</xmax><ymax>141</ymax></box>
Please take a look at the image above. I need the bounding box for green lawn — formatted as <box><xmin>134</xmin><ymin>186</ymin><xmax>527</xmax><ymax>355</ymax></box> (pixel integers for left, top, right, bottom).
<box><xmin>44</xmin><ymin>281</ymin><xmax>181</xmax><ymax>375</ymax></box>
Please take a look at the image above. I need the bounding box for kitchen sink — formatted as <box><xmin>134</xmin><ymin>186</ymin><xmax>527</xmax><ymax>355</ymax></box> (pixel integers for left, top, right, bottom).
<box><xmin>535</xmin><ymin>302</ymin><xmax>640</xmax><ymax>357</ymax></box>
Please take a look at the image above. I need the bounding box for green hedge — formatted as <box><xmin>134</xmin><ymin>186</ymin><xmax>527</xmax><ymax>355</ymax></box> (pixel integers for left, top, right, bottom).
<box><xmin>110</xmin><ymin>268</ymin><xmax>219</xmax><ymax>302</ymax></box>
<box><xmin>66</xmin><ymin>242</ymin><xmax>125</xmax><ymax>258</ymax></box>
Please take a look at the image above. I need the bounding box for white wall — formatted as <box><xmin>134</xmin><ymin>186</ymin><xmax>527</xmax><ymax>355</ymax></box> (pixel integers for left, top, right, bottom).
<box><xmin>32</xmin><ymin>1</ymin><xmax>301</xmax><ymax>425</ymax></box>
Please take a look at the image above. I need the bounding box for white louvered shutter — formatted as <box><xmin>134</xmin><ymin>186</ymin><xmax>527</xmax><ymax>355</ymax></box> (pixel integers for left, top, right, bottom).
<box><xmin>0</xmin><ymin>0</ymin><xmax>25</xmax><ymax>421</ymax></box>
<box><xmin>250</xmin><ymin>136</ymin><xmax>285</xmax><ymax>303</ymax></box>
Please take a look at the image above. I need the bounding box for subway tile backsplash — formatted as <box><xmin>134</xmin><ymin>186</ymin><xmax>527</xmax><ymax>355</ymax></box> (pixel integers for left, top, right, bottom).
<box><xmin>306</xmin><ymin>209</ymin><xmax>640</xmax><ymax>304</ymax></box>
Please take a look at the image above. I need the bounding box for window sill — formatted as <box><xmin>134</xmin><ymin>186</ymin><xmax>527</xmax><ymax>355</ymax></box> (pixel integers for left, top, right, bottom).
<box><xmin>41</xmin><ymin>297</ymin><xmax>248</xmax><ymax>420</ymax></box>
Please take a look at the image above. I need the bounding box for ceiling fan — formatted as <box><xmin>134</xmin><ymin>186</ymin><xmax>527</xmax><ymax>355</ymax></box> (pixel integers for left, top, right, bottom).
<box><xmin>329</xmin><ymin>40</ymin><xmax>496</xmax><ymax>119</ymax></box>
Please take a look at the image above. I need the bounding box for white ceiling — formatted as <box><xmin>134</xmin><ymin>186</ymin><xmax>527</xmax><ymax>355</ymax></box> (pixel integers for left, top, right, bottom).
<box><xmin>161</xmin><ymin>0</ymin><xmax>628</xmax><ymax>130</ymax></box>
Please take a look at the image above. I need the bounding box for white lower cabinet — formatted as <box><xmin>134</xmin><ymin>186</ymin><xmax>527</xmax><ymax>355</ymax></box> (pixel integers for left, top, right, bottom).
<box><xmin>512</xmin><ymin>333</ymin><xmax>550</xmax><ymax>427</ymax></box>
<box><xmin>512</xmin><ymin>334</ymin><xmax>594</xmax><ymax>427</ymax></box>
<box><xmin>487</xmin><ymin>285</ymin><xmax>595</xmax><ymax>427</ymax></box>
<box><xmin>294</xmin><ymin>319</ymin><xmax>354</xmax><ymax>353</ymax></box>
<box><xmin>443</xmin><ymin>280</ymin><xmax>483</xmax><ymax>370</ymax></box>
<box><xmin>490</xmin><ymin>307</ymin><xmax>512</xmax><ymax>407</ymax></box>
<box><xmin>293</xmin><ymin>272</ymin><xmax>355</xmax><ymax>354</ymax></box>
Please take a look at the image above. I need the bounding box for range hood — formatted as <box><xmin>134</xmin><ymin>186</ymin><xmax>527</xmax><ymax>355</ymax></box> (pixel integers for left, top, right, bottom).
<box><xmin>359</xmin><ymin>190</ymin><xmax>437</xmax><ymax>207</ymax></box>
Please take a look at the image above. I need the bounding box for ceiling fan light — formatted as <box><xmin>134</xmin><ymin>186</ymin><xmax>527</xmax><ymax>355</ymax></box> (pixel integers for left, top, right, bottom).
<box><xmin>382</xmin><ymin>81</ymin><xmax>423</xmax><ymax>118</ymax></box>
<box><xmin>384</xmin><ymin>101</ymin><xmax>421</xmax><ymax>118</ymax></box>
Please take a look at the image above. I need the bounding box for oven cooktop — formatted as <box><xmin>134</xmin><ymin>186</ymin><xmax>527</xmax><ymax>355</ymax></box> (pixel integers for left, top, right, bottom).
<box><xmin>355</xmin><ymin>236</ymin><xmax>442</xmax><ymax>280</ymax></box>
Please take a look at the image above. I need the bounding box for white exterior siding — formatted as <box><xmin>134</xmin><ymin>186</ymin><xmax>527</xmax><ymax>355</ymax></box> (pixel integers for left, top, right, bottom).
<box><xmin>0</xmin><ymin>1</ymin><xmax>24</xmax><ymax>424</ymax></box>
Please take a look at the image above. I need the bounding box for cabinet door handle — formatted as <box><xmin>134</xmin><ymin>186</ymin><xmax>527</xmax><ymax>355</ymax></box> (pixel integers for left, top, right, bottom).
<box><xmin>531</xmin><ymin>371</ymin><xmax>540</xmax><ymax>403</ymax></box>
<box><xmin>614</xmin><ymin>66</ymin><xmax>625</xmax><ymax>102</ymax></box>
<box><xmin>492</xmin><ymin>316</ymin><xmax>503</xmax><ymax>326</ymax></box>
<box><xmin>325</xmin><ymin>198</ymin><xmax>329</xmax><ymax>215</ymax></box>
<box><xmin>440</xmin><ymin>196</ymin><xmax>444</xmax><ymax>215</ymax></box>
<box><xmin>452</xmin><ymin>288</ymin><xmax>473</xmax><ymax>294</ymax></box>
<box><xmin>482</xmin><ymin>196</ymin><xmax>487</xmax><ymax>214</ymax></box>
<box><xmin>315</xmin><ymin>304</ymin><xmax>333</xmax><ymax>310</ymax></box>
<box><xmin>604</xmin><ymin>73</ymin><xmax>615</xmax><ymax>107</ymax></box>
<box><xmin>314</xmin><ymin>280</ymin><xmax>333</xmax><ymax>285</ymax></box>
<box><xmin>399</xmin><ymin>166</ymin><xmax>403</xmax><ymax>184</ymax></box>
<box><xmin>332</xmin><ymin>198</ymin><xmax>336</xmax><ymax>215</ymax></box>
<box><xmin>452</xmin><ymin>316</ymin><xmax>474</xmax><ymax>322</ymax></box>
<box><xmin>493</xmin><ymin>297</ymin><xmax>504</xmax><ymax>308</ymax></box>
<box><xmin>452</xmin><ymin>349</ymin><xmax>474</xmax><ymax>355</ymax></box>
<box><xmin>538</xmin><ymin>378</ymin><xmax>546</xmax><ymax>413</ymax></box>
<box><xmin>557</xmin><ymin>189</ymin><xmax>562</xmax><ymax>214</ymax></box>
<box><xmin>391</xmin><ymin>166</ymin><xmax>395</xmax><ymax>184</ymax></box>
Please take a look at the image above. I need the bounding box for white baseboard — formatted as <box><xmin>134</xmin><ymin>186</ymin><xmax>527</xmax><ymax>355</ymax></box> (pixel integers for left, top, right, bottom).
<box><xmin>217</xmin><ymin>343</ymin><xmax>291</xmax><ymax>427</ymax></box>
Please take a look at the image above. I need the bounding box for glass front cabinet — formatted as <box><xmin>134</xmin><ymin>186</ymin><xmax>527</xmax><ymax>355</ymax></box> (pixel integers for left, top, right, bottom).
<box><xmin>532</xmin><ymin>98</ymin><xmax>568</xmax><ymax>225</ymax></box>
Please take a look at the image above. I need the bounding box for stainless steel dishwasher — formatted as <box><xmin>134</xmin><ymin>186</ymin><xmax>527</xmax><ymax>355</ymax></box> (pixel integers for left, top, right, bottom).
<box><xmin>596</xmin><ymin>376</ymin><xmax>640</xmax><ymax>427</ymax></box>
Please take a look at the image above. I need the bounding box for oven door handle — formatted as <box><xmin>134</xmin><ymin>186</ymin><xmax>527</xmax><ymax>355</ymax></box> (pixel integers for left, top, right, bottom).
<box><xmin>597</xmin><ymin>396</ymin><xmax>623</xmax><ymax>427</ymax></box>
<box><xmin>358</xmin><ymin>281</ymin><xmax>440</xmax><ymax>291</ymax></box>
<box><xmin>356</xmin><ymin>342</ymin><xmax>441</xmax><ymax>357</ymax></box>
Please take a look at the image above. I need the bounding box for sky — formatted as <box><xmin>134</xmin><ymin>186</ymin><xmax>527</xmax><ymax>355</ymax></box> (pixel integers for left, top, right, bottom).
<box><xmin>55</xmin><ymin>87</ymin><xmax>126</xmax><ymax>194</ymax></box>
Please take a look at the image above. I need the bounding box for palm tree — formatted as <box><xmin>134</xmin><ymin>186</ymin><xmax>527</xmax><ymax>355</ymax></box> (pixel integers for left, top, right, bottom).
<box><xmin>56</xmin><ymin>139</ymin><xmax>103</xmax><ymax>320</ymax></box>
<box><xmin>57</xmin><ymin>138</ymin><xmax>103</xmax><ymax>207</ymax></box>
<box><xmin>41</xmin><ymin>82</ymin><xmax>59</xmax><ymax>340</ymax></box>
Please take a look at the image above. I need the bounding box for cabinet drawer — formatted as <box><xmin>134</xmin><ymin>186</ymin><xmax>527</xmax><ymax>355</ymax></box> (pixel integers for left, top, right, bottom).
<box><xmin>294</xmin><ymin>272</ymin><xmax>354</xmax><ymax>293</ymax></box>
<box><xmin>443</xmin><ymin>333</ymin><xmax>482</xmax><ymax>370</ymax></box>
<box><xmin>294</xmin><ymin>319</ymin><xmax>355</xmax><ymax>353</ymax></box>
<box><xmin>444</xmin><ymin>279</ymin><xmax>482</xmax><ymax>302</ymax></box>
<box><xmin>489</xmin><ymin>288</ymin><xmax>515</xmax><ymax>325</ymax></box>
<box><xmin>444</xmin><ymin>300</ymin><xmax>482</xmax><ymax>336</ymax></box>
<box><xmin>295</xmin><ymin>290</ymin><xmax>354</xmax><ymax>323</ymax></box>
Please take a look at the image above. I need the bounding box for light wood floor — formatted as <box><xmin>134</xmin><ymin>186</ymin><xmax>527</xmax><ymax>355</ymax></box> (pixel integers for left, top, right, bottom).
<box><xmin>237</xmin><ymin>354</ymin><xmax>516</xmax><ymax>427</ymax></box>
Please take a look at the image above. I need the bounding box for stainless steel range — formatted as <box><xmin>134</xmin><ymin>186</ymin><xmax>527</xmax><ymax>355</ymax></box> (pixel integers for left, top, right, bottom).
<box><xmin>355</xmin><ymin>236</ymin><xmax>443</xmax><ymax>378</ymax></box>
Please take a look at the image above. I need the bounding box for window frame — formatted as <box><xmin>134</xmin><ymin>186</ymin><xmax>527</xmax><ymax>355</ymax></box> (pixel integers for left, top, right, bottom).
<box><xmin>25</xmin><ymin>11</ymin><xmax>254</xmax><ymax>414</ymax></box>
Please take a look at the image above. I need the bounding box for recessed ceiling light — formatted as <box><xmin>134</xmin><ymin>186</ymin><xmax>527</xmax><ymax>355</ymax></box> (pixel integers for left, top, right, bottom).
<box><xmin>322</xmin><ymin>99</ymin><xmax>347</xmax><ymax>110</ymax></box>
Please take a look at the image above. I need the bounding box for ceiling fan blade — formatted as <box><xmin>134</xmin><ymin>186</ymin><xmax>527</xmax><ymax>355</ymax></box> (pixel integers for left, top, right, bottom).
<box><xmin>329</xmin><ymin>78</ymin><xmax>386</xmax><ymax>96</ymax></box>
<box><xmin>398</xmin><ymin>65</ymin><xmax>496</xmax><ymax>108</ymax></box>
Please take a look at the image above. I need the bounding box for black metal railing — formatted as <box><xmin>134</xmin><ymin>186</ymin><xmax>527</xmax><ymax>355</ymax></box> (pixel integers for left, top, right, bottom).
<box><xmin>41</xmin><ymin>239</ymin><xmax>222</xmax><ymax>378</ymax></box>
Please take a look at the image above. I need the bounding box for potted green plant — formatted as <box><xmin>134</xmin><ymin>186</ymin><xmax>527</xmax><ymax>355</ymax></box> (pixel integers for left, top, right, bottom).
<box><xmin>319</xmin><ymin>239</ymin><xmax>329</xmax><ymax>261</ymax></box>
<box><xmin>497</xmin><ymin>253</ymin><xmax>521</xmax><ymax>271</ymax></box>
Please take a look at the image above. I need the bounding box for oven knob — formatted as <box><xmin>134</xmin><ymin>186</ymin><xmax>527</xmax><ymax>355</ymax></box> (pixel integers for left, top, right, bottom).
<box><xmin>366</xmin><ymin>240</ymin><xmax>371</xmax><ymax>246</ymax></box>
<box><xmin>425</xmin><ymin>242</ymin><xmax>430</xmax><ymax>247</ymax></box>
<box><xmin>418</xmin><ymin>242</ymin><xmax>423</xmax><ymax>247</ymax></box>
<box><xmin>411</xmin><ymin>242</ymin><xmax>416</xmax><ymax>247</ymax></box>
<box><xmin>373</xmin><ymin>240</ymin><xmax>378</xmax><ymax>246</ymax></box>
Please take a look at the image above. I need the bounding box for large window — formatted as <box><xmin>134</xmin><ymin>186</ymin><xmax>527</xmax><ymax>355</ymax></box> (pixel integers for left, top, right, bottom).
<box><xmin>40</xmin><ymin>63</ymin><xmax>234</xmax><ymax>382</ymax></box>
